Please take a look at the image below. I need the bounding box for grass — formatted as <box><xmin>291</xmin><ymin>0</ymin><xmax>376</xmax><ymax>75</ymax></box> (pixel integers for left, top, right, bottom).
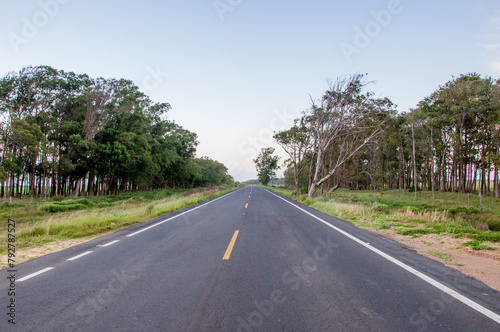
<box><xmin>0</xmin><ymin>185</ymin><xmax>239</xmax><ymax>254</ymax></box>
<box><xmin>428</xmin><ymin>251</ymin><xmax>453</xmax><ymax>263</ymax></box>
<box><xmin>264</xmin><ymin>186</ymin><xmax>500</xmax><ymax>250</ymax></box>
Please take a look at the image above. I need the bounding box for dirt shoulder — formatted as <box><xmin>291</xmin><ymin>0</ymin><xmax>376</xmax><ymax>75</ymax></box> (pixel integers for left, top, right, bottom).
<box><xmin>374</xmin><ymin>229</ymin><xmax>500</xmax><ymax>291</ymax></box>
<box><xmin>1</xmin><ymin>237</ymin><xmax>92</xmax><ymax>268</ymax></box>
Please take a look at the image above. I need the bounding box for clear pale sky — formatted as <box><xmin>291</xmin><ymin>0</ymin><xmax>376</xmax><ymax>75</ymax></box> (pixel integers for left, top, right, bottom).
<box><xmin>1</xmin><ymin>0</ymin><xmax>499</xmax><ymax>181</ymax></box>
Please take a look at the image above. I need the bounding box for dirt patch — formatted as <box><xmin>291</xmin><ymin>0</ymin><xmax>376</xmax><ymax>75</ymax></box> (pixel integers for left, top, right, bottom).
<box><xmin>1</xmin><ymin>238</ymin><xmax>91</xmax><ymax>268</ymax></box>
<box><xmin>376</xmin><ymin>229</ymin><xmax>500</xmax><ymax>291</ymax></box>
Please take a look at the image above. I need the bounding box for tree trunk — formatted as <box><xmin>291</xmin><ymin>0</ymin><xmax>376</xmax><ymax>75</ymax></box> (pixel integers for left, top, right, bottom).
<box><xmin>308</xmin><ymin>148</ymin><xmax>325</xmax><ymax>197</ymax></box>
<box><xmin>495</xmin><ymin>164</ymin><xmax>499</xmax><ymax>198</ymax></box>
<box><xmin>412</xmin><ymin>124</ymin><xmax>417</xmax><ymax>198</ymax></box>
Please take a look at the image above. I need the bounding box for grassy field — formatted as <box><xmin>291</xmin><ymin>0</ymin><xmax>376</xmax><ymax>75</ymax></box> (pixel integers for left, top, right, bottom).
<box><xmin>265</xmin><ymin>186</ymin><xmax>500</xmax><ymax>250</ymax></box>
<box><xmin>0</xmin><ymin>186</ymin><xmax>238</xmax><ymax>255</ymax></box>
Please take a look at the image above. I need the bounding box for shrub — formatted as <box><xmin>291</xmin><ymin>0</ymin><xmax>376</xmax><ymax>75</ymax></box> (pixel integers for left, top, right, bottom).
<box><xmin>374</xmin><ymin>203</ymin><xmax>389</xmax><ymax>213</ymax></box>
<box><xmin>469</xmin><ymin>214</ymin><xmax>500</xmax><ymax>232</ymax></box>
<box><xmin>313</xmin><ymin>197</ymin><xmax>325</xmax><ymax>203</ymax></box>
<box><xmin>407</xmin><ymin>186</ymin><xmax>422</xmax><ymax>192</ymax></box>
<box><xmin>303</xmin><ymin>198</ymin><xmax>313</xmax><ymax>206</ymax></box>
<box><xmin>448</xmin><ymin>206</ymin><xmax>480</xmax><ymax>215</ymax></box>
<box><xmin>347</xmin><ymin>194</ymin><xmax>358</xmax><ymax>203</ymax></box>
<box><xmin>145</xmin><ymin>204</ymin><xmax>154</xmax><ymax>215</ymax></box>
<box><xmin>42</xmin><ymin>203</ymin><xmax>87</xmax><ymax>213</ymax></box>
<box><xmin>404</xmin><ymin>206</ymin><xmax>421</xmax><ymax>214</ymax></box>
<box><xmin>68</xmin><ymin>198</ymin><xmax>95</xmax><ymax>206</ymax></box>
<box><xmin>97</xmin><ymin>202</ymin><xmax>111</xmax><ymax>208</ymax></box>
<box><xmin>487</xmin><ymin>219</ymin><xmax>500</xmax><ymax>232</ymax></box>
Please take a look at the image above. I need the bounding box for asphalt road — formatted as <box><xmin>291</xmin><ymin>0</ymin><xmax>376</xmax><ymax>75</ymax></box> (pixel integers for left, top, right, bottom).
<box><xmin>2</xmin><ymin>186</ymin><xmax>500</xmax><ymax>331</ymax></box>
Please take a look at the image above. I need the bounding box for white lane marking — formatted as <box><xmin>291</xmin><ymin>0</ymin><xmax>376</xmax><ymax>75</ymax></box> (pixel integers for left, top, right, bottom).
<box><xmin>101</xmin><ymin>240</ymin><xmax>120</xmax><ymax>247</ymax></box>
<box><xmin>127</xmin><ymin>191</ymin><xmax>237</xmax><ymax>237</ymax></box>
<box><xmin>67</xmin><ymin>251</ymin><xmax>93</xmax><ymax>261</ymax></box>
<box><xmin>18</xmin><ymin>267</ymin><xmax>54</xmax><ymax>282</ymax></box>
<box><xmin>265</xmin><ymin>189</ymin><xmax>500</xmax><ymax>325</ymax></box>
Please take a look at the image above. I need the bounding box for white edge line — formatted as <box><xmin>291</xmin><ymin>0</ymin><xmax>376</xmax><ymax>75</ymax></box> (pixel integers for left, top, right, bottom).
<box><xmin>101</xmin><ymin>240</ymin><xmax>120</xmax><ymax>247</ymax></box>
<box><xmin>67</xmin><ymin>251</ymin><xmax>93</xmax><ymax>261</ymax></box>
<box><xmin>18</xmin><ymin>267</ymin><xmax>54</xmax><ymax>282</ymax></box>
<box><xmin>265</xmin><ymin>189</ymin><xmax>500</xmax><ymax>325</ymax></box>
<box><xmin>126</xmin><ymin>191</ymin><xmax>236</xmax><ymax>237</ymax></box>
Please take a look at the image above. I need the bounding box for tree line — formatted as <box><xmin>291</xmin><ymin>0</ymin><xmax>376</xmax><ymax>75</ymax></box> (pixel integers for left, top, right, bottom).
<box><xmin>272</xmin><ymin>73</ymin><xmax>500</xmax><ymax>198</ymax></box>
<box><xmin>0</xmin><ymin>66</ymin><xmax>233</xmax><ymax>198</ymax></box>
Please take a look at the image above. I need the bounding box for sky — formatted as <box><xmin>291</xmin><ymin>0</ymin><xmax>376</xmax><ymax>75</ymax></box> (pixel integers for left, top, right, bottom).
<box><xmin>1</xmin><ymin>0</ymin><xmax>499</xmax><ymax>182</ymax></box>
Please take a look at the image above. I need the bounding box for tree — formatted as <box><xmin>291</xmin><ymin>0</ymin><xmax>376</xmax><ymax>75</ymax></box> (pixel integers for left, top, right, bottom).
<box><xmin>273</xmin><ymin>117</ymin><xmax>311</xmax><ymax>194</ymax></box>
<box><xmin>307</xmin><ymin>74</ymin><xmax>393</xmax><ymax>197</ymax></box>
<box><xmin>254</xmin><ymin>147</ymin><xmax>280</xmax><ymax>186</ymax></box>
<box><xmin>0</xmin><ymin>66</ymin><xmax>231</xmax><ymax>197</ymax></box>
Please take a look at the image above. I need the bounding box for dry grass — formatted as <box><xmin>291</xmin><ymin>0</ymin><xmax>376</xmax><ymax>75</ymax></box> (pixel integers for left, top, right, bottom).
<box><xmin>394</xmin><ymin>207</ymin><xmax>450</xmax><ymax>223</ymax></box>
<box><xmin>0</xmin><ymin>186</ymin><xmax>237</xmax><ymax>254</ymax></box>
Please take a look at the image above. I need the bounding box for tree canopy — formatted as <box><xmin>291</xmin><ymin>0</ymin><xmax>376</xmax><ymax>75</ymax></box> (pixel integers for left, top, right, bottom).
<box><xmin>0</xmin><ymin>66</ymin><xmax>233</xmax><ymax>197</ymax></box>
<box><xmin>253</xmin><ymin>147</ymin><xmax>280</xmax><ymax>186</ymax></box>
<box><xmin>276</xmin><ymin>73</ymin><xmax>500</xmax><ymax>198</ymax></box>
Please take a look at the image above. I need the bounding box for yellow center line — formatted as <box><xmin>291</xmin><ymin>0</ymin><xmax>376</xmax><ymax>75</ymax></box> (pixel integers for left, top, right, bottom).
<box><xmin>223</xmin><ymin>230</ymin><xmax>239</xmax><ymax>260</ymax></box>
<box><xmin>245</xmin><ymin>203</ymin><xmax>248</xmax><ymax>208</ymax></box>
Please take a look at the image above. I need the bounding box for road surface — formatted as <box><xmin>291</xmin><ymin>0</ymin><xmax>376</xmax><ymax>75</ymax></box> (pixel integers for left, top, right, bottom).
<box><xmin>2</xmin><ymin>186</ymin><xmax>500</xmax><ymax>331</ymax></box>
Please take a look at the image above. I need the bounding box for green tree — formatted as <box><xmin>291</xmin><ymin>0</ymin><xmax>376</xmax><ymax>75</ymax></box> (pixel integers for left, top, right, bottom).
<box><xmin>274</xmin><ymin>117</ymin><xmax>311</xmax><ymax>194</ymax></box>
<box><xmin>254</xmin><ymin>147</ymin><xmax>280</xmax><ymax>186</ymax></box>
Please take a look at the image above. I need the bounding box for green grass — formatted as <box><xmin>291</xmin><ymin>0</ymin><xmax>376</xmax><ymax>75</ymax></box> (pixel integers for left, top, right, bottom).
<box><xmin>0</xmin><ymin>185</ymin><xmax>239</xmax><ymax>254</ymax></box>
<box><xmin>428</xmin><ymin>251</ymin><xmax>453</xmax><ymax>263</ymax></box>
<box><xmin>264</xmin><ymin>186</ymin><xmax>500</xmax><ymax>250</ymax></box>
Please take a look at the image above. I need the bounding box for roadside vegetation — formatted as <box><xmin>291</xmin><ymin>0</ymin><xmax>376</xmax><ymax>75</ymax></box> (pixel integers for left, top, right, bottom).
<box><xmin>265</xmin><ymin>186</ymin><xmax>500</xmax><ymax>250</ymax></box>
<box><xmin>0</xmin><ymin>66</ymin><xmax>234</xmax><ymax>199</ymax></box>
<box><xmin>0</xmin><ymin>185</ymin><xmax>238</xmax><ymax>256</ymax></box>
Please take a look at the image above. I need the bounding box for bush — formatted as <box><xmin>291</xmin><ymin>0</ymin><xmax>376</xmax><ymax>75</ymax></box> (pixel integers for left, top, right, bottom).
<box><xmin>145</xmin><ymin>204</ymin><xmax>154</xmax><ymax>215</ymax></box>
<box><xmin>97</xmin><ymin>202</ymin><xmax>112</xmax><ymax>208</ymax></box>
<box><xmin>374</xmin><ymin>203</ymin><xmax>389</xmax><ymax>213</ymax></box>
<box><xmin>52</xmin><ymin>195</ymin><xmax>63</xmax><ymax>201</ymax></box>
<box><xmin>42</xmin><ymin>203</ymin><xmax>87</xmax><ymax>213</ymax></box>
<box><xmin>347</xmin><ymin>194</ymin><xmax>358</xmax><ymax>203</ymax></box>
<box><xmin>469</xmin><ymin>214</ymin><xmax>500</xmax><ymax>232</ymax></box>
<box><xmin>448</xmin><ymin>206</ymin><xmax>480</xmax><ymax>215</ymax></box>
<box><xmin>407</xmin><ymin>186</ymin><xmax>422</xmax><ymax>192</ymax></box>
<box><xmin>303</xmin><ymin>198</ymin><xmax>313</xmax><ymax>206</ymax></box>
<box><xmin>487</xmin><ymin>219</ymin><xmax>500</xmax><ymax>232</ymax></box>
<box><xmin>406</xmin><ymin>206</ymin><xmax>422</xmax><ymax>214</ymax></box>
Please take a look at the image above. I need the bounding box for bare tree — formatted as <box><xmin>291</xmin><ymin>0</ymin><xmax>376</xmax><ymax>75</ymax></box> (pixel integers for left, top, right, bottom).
<box><xmin>307</xmin><ymin>74</ymin><xmax>392</xmax><ymax>197</ymax></box>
